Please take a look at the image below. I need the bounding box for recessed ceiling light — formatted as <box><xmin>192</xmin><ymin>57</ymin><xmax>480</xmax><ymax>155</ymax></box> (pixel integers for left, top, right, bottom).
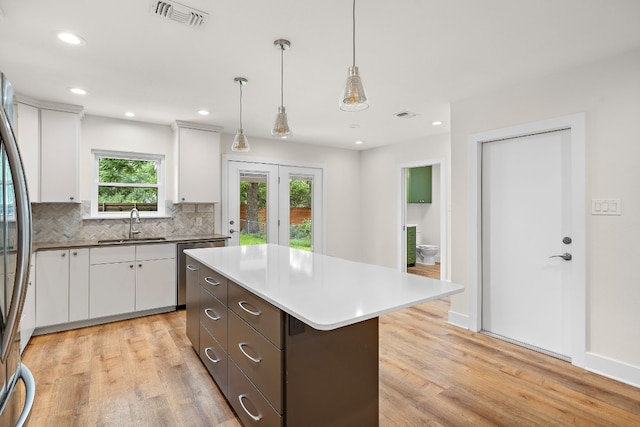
<box><xmin>355</xmin><ymin>140</ymin><xmax>364</xmax><ymax>145</ymax></box>
<box><xmin>198</xmin><ymin>110</ymin><xmax>210</xmax><ymax>116</ymax></box>
<box><xmin>125</xmin><ymin>112</ymin><xmax>135</xmax><ymax>118</ymax></box>
<box><xmin>57</xmin><ymin>31</ymin><xmax>86</xmax><ymax>46</ymax></box>
<box><xmin>69</xmin><ymin>87</ymin><xmax>87</xmax><ymax>95</ymax></box>
<box><xmin>431</xmin><ymin>121</ymin><xmax>443</xmax><ymax>126</ymax></box>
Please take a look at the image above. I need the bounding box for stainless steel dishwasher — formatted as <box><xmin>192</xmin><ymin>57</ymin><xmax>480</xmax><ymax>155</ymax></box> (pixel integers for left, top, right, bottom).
<box><xmin>177</xmin><ymin>240</ymin><xmax>225</xmax><ymax>308</ymax></box>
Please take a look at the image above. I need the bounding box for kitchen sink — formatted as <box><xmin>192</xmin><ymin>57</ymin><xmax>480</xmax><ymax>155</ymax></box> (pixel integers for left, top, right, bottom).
<box><xmin>97</xmin><ymin>237</ymin><xmax>167</xmax><ymax>244</ymax></box>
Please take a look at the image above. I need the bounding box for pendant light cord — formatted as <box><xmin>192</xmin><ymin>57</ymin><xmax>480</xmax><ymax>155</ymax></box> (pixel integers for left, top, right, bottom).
<box><xmin>280</xmin><ymin>45</ymin><xmax>284</xmax><ymax>107</ymax></box>
<box><xmin>352</xmin><ymin>0</ymin><xmax>356</xmax><ymax>67</ymax></box>
<box><xmin>239</xmin><ymin>82</ymin><xmax>243</xmax><ymax>129</ymax></box>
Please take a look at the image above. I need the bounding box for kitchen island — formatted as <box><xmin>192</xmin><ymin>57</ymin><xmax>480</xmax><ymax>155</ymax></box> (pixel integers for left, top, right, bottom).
<box><xmin>185</xmin><ymin>244</ymin><xmax>463</xmax><ymax>427</ymax></box>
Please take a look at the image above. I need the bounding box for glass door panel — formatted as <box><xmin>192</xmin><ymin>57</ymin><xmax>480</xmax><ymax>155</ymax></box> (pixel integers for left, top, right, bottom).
<box><xmin>227</xmin><ymin>161</ymin><xmax>278</xmax><ymax>246</ymax></box>
<box><xmin>279</xmin><ymin>166</ymin><xmax>322</xmax><ymax>253</ymax></box>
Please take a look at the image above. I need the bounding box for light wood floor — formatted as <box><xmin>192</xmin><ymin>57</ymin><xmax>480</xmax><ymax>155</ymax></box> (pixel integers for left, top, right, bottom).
<box><xmin>21</xmin><ymin>295</ymin><xmax>640</xmax><ymax>425</ymax></box>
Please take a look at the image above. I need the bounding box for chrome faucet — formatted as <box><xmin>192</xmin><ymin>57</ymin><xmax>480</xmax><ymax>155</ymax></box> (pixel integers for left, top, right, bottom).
<box><xmin>129</xmin><ymin>207</ymin><xmax>141</xmax><ymax>239</ymax></box>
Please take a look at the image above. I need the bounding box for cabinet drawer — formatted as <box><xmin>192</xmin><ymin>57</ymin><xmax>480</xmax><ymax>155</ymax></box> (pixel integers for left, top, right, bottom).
<box><xmin>200</xmin><ymin>286</ymin><xmax>227</xmax><ymax>351</ymax></box>
<box><xmin>90</xmin><ymin>246</ymin><xmax>135</xmax><ymax>264</ymax></box>
<box><xmin>200</xmin><ymin>264</ymin><xmax>227</xmax><ymax>304</ymax></box>
<box><xmin>228</xmin><ymin>360</ymin><xmax>283</xmax><ymax>427</ymax></box>
<box><xmin>228</xmin><ymin>281</ymin><xmax>283</xmax><ymax>349</ymax></box>
<box><xmin>199</xmin><ymin>326</ymin><xmax>228</xmax><ymax>398</ymax></box>
<box><xmin>229</xmin><ymin>312</ymin><xmax>283</xmax><ymax>413</ymax></box>
<box><xmin>136</xmin><ymin>243</ymin><xmax>175</xmax><ymax>261</ymax></box>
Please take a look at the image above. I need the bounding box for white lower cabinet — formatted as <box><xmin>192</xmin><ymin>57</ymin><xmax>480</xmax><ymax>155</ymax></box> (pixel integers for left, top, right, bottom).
<box><xmin>89</xmin><ymin>243</ymin><xmax>176</xmax><ymax>318</ymax></box>
<box><xmin>20</xmin><ymin>255</ymin><xmax>36</xmax><ymax>353</ymax></box>
<box><xmin>35</xmin><ymin>249</ymin><xmax>89</xmax><ymax>328</ymax></box>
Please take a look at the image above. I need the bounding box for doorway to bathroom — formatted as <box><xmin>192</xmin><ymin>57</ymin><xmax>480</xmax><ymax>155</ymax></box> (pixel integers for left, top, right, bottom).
<box><xmin>399</xmin><ymin>158</ymin><xmax>447</xmax><ymax>281</ymax></box>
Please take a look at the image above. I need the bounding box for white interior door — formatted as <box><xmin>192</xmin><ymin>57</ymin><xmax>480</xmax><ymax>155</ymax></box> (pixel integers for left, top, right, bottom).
<box><xmin>227</xmin><ymin>161</ymin><xmax>278</xmax><ymax>246</ymax></box>
<box><xmin>481</xmin><ymin>129</ymin><xmax>572</xmax><ymax>358</ymax></box>
<box><xmin>278</xmin><ymin>166</ymin><xmax>323</xmax><ymax>252</ymax></box>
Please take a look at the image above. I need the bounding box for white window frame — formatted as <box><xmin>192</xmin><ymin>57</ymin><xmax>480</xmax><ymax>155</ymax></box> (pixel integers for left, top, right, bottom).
<box><xmin>91</xmin><ymin>149</ymin><xmax>166</xmax><ymax>218</ymax></box>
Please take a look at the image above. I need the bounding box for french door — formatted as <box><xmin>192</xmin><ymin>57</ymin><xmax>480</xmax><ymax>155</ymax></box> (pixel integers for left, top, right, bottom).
<box><xmin>226</xmin><ymin>160</ymin><xmax>323</xmax><ymax>253</ymax></box>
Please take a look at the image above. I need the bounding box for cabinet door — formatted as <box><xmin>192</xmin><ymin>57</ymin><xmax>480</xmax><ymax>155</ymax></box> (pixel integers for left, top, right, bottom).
<box><xmin>20</xmin><ymin>256</ymin><xmax>36</xmax><ymax>353</ymax></box>
<box><xmin>175</xmin><ymin>127</ymin><xmax>220</xmax><ymax>203</ymax></box>
<box><xmin>35</xmin><ymin>250</ymin><xmax>69</xmax><ymax>327</ymax></box>
<box><xmin>40</xmin><ymin>109</ymin><xmax>80</xmax><ymax>202</ymax></box>
<box><xmin>16</xmin><ymin>102</ymin><xmax>40</xmax><ymax>202</ymax></box>
<box><xmin>89</xmin><ymin>262</ymin><xmax>136</xmax><ymax>318</ymax></box>
<box><xmin>407</xmin><ymin>166</ymin><xmax>432</xmax><ymax>204</ymax></box>
<box><xmin>69</xmin><ymin>248</ymin><xmax>90</xmax><ymax>322</ymax></box>
<box><xmin>136</xmin><ymin>258</ymin><xmax>176</xmax><ymax>311</ymax></box>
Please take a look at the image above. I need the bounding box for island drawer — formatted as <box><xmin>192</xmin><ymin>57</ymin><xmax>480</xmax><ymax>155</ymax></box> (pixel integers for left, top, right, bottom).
<box><xmin>228</xmin><ymin>360</ymin><xmax>283</xmax><ymax>427</ymax></box>
<box><xmin>199</xmin><ymin>326</ymin><xmax>228</xmax><ymax>398</ymax></box>
<box><xmin>200</xmin><ymin>286</ymin><xmax>228</xmax><ymax>350</ymax></box>
<box><xmin>229</xmin><ymin>311</ymin><xmax>283</xmax><ymax>413</ymax></box>
<box><xmin>228</xmin><ymin>281</ymin><xmax>284</xmax><ymax>349</ymax></box>
<box><xmin>200</xmin><ymin>264</ymin><xmax>228</xmax><ymax>304</ymax></box>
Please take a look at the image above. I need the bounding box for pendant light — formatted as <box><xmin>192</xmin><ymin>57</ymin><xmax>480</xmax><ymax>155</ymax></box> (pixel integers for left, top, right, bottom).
<box><xmin>340</xmin><ymin>0</ymin><xmax>369</xmax><ymax>112</ymax></box>
<box><xmin>231</xmin><ymin>77</ymin><xmax>250</xmax><ymax>152</ymax></box>
<box><xmin>272</xmin><ymin>39</ymin><xmax>292</xmax><ymax>138</ymax></box>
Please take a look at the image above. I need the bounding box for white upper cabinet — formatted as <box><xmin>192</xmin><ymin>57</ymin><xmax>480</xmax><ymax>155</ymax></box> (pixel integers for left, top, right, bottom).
<box><xmin>172</xmin><ymin>121</ymin><xmax>222</xmax><ymax>204</ymax></box>
<box><xmin>40</xmin><ymin>109</ymin><xmax>80</xmax><ymax>202</ymax></box>
<box><xmin>15</xmin><ymin>97</ymin><xmax>82</xmax><ymax>203</ymax></box>
<box><xmin>16</xmin><ymin>102</ymin><xmax>40</xmax><ymax>202</ymax></box>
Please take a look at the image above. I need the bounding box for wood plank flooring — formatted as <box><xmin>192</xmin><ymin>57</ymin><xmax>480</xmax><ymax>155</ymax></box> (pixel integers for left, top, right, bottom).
<box><xmin>21</xmin><ymin>283</ymin><xmax>640</xmax><ymax>425</ymax></box>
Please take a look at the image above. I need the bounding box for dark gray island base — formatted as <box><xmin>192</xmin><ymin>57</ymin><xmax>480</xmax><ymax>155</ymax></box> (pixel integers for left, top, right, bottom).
<box><xmin>186</xmin><ymin>255</ymin><xmax>379</xmax><ymax>427</ymax></box>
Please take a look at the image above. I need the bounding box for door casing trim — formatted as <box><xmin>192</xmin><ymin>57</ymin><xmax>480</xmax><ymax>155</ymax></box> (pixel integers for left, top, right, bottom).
<box><xmin>468</xmin><ymin>113</ymin><xmax>586</xmax><ymax>367</ymax></box>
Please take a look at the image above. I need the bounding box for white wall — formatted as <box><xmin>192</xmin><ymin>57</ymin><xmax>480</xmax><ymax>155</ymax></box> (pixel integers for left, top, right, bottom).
<box><xmin>450</xmin><ymin>49</ymin><xmax>640</xmax><ymax>375</ymax></box>
<box><xmin>80</xmin><ymin>115</ymin><xmax>174</xmax><ymax>201</ymax></box>
<box><xmin>220</xmin><ymin>133</ymin><xmax>362</xmax><ymax>261</ymax></box>
<box><xmin>360</xmin><ymin>134</ymin><xmax>449</xmax><ymax>269</ymax></box>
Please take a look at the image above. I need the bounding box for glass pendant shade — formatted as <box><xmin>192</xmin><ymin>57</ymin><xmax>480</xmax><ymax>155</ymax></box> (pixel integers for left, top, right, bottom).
<box><xmin>272</xmin><ymin>106</ymin><xmax>292</xmax><ymax>138</ymax></box>
<box><xmin>340</xmin><ymin>66</ymin><xmax>369</xmax><ymax>111</ymax></box>
<box><xmin>232</xmin><ymin>129</ymin><xmax>250</xmax><ymax>152</ymax></box>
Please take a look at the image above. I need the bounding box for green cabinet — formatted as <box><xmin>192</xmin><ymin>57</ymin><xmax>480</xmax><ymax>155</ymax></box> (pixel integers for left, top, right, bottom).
<box><xmin>407</xmin><ymin>226</ymin><xmax>416</xmax><ymax>267</ymax></box>
<box><xmin>407</xmin><ymin>166</ymin><xmax>432</xmax><ymax>204</ymax></box>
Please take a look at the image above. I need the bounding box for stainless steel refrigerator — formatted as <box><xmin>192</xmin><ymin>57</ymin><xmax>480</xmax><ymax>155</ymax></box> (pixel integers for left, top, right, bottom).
<box><xmin>0</xmin><ymin>72</ymin><xmax>35</xmax><ymax>425</ymax></box>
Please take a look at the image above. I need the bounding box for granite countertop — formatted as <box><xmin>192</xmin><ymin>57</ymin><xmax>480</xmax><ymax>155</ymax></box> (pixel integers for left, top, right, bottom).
<box><xmin>185</xmin><ymin>244</ymin><xmax>464</xmax><ymax>331</ymax></box>
<box><xmin>33</xmin><ymin>233</ymin><xmax>229</xmax><ymax>251</ymax></box>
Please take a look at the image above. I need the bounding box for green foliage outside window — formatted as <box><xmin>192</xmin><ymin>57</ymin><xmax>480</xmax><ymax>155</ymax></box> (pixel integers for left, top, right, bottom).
<box><xmin>98</xmin><ymin>157</ymin><xmax>159</xmax><ymax>211</ymax></box>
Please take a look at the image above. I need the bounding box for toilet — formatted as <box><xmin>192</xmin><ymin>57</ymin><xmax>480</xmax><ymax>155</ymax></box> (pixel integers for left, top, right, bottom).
<box><xmin>416</xmin><ymin>230</ymin><xmax>439</xmax><ymax>265</ymax></box>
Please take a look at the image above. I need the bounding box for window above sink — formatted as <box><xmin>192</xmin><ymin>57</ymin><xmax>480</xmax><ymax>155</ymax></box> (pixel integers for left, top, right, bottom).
<box><xmin>90</xmin><ymin>149</ymin><xmax>166</xmax><ymax>219</ymax></box>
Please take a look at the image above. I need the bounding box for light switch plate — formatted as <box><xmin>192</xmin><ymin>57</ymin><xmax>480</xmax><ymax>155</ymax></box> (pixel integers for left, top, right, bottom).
<box><xmin>591</xmin><ymin>198</ymin><xmax>621</xmax><ymax>215</ymax></box>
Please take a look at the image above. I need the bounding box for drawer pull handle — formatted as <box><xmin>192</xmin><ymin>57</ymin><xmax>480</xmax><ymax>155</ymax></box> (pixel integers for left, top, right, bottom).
<box><xmin>204</xmin><ymin>276</ymin><xmax>220</xmax><ymax>286</ymax></box>
<box><xmin>238</xmin><ymin>394</ymin><xmax>262</xmax><ymax>422</ymax></box>
<box><xmin>238</xmin><ymin>301</ymin><xmax>261</xmax><ymax>317</ymax></box>
<box><xmin>238</xmin><ymin>342</ymin><xmax>261</xmax><ymax>363</ymax></box>
<box><xmin>204</xmin><ymin>308</ymin><xmax>221</xmax><ymax>321</ymax></box>
<box><xmin>204</xmin><ymin>347</ymin><xmax>220</xmax><ymax>364</ymax></box>
<box><xmin>187</xmin><ymin>264</ymin><xmax>199</xmax><ymax>271</ymax></box>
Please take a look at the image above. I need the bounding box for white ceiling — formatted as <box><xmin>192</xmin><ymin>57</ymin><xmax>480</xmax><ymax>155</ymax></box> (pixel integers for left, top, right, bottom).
<box><xmin>1</xmin><ymin>0</ymin><xmax>640</xmax><ymax>150</ymax></box>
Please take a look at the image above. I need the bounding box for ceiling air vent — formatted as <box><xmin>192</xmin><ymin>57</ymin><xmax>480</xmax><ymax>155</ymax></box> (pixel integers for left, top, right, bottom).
<box><xmin>394</xmin><ymin>111</ymin><xmax>418</xmax><ymax>119</ymax></box>
<box><xmin>149</xmin><ymin>0</ymin><xmax>209</xmax><ymax>28</ymax></box>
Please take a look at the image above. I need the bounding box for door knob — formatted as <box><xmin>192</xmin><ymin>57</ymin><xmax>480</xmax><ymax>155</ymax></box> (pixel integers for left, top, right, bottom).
<box><xmin>549</xmin><ymin>253</ymin><xmax>572</xmax><ymax>261</ymax></box>
<box><xmin>229</xmin><ymin>228</ymin><xmax>237</xmax><ymax>234</ymax></box>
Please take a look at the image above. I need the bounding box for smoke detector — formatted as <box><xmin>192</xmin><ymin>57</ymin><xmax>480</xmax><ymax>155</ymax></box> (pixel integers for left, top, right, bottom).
<box><xmin>149</xmin><ymin>1</ymin><xmax>209</xmax><ymax>28</ymax></box>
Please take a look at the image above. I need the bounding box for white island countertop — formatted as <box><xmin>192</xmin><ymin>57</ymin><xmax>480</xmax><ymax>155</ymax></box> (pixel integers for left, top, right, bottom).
<box><xmin>185</xmin><ymin>244</ymin><xmax>464</xmax><ymax>331</ymax></box>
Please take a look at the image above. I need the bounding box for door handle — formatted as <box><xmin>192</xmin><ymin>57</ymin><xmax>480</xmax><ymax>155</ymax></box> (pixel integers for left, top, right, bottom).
<box><xmin>229</xmin><ymin>228</ymin><xmax>237</xmax><ymax>234</ymax></box>
<box><xmin>549</xmin><ymin>253</ymin><xmax>572</xmax><ymax>261</ymax></box>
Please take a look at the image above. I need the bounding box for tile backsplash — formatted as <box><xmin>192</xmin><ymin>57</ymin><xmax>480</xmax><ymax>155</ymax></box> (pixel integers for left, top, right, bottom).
<box><xmin>32</xmin><ymin>201</ymin><xmax>216</xmax><ymax>243</ymax></box>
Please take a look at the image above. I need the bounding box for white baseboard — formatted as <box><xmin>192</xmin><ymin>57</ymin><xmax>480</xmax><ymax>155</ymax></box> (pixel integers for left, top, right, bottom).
<box><xmin>585</xmin><ymin>352</ymin><xmax>640</xmax><ymax>388</ymax></box>
<box><xmin>447</xmin><ymin>310</ymin><xmax>469</xmax><ymax>329</ymax></box>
